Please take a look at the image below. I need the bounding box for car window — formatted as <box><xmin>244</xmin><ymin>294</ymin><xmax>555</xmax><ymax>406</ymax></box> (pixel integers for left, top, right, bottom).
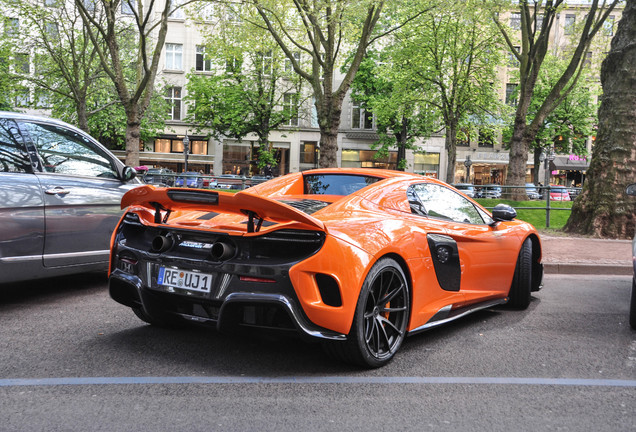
<box><xmin>20</xmin><ymin>121</ymin><xmax>118</xmax><ymax>178</ymax></box>
<box><xmin>0</xmin><ymin>118</ymin><xmax>32</xmax><ymax>173</ymax></box>
<box><xmin>304</xmin><ymin>174</ymin><xmax>379</xmax><ymax>195</ymax></box>
<box><xmin>408</xmin><ymin>183</ymin><xmax>485</xmax><ymax>224</ymax></box>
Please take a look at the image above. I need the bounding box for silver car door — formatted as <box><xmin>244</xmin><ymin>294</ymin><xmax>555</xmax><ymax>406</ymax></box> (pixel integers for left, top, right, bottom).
<box><xmin>19</xmin><ymin>120</ymin><xmax>134</xmax><ymax>268</ymax></box>
<box><xmin>0</xmin><ymin>118</ymin><xmax>46</xmax><ymax>283</ymax></box>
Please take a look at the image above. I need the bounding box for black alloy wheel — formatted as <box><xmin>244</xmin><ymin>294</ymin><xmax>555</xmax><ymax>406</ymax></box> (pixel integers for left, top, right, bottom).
<box><xmin>325</xmin><ymin>258</ymin><xmax>410</xmax><ymax>368</ymax></box>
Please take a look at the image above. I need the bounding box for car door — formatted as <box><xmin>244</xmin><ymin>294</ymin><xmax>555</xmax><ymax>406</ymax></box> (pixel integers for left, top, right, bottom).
<box><xmin>410</xmin><ymin>183</ymin><xmax>520</xmax><ymax>304</ymax></box>
<box><xmin>18</xmin><ymin>119</ymin><xmax>137</xmax><ymax>268</ymax></box>
<box><xmin>0</xmin><ymin>118</ymin><xmax>46</xmax><ymax>283</ymax></box>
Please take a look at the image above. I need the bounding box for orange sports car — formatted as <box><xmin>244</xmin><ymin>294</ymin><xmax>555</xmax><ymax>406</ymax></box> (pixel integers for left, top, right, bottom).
<box><xmin>109</xmin><ymin>168</ymin><xmax>543</xmax><ymax>367</ymax></box>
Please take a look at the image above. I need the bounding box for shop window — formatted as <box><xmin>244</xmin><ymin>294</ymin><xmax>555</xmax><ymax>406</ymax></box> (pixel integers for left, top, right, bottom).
<box><xmin>300</xmin><ymin>141</ymin><xmax>318</xmax><ymax>165</ymax></box>
<box><xmin>155</xmin><ymin>138</ymin><xmax>171</xmax><ymax>153</ymax></box>
<box><xmin>413</xmin><ymin>152</ymin><xmax>440</xmax><ymax>178</ymax></box>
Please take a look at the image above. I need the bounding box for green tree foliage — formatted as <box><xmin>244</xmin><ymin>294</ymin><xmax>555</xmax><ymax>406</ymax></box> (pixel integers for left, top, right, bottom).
<box><xmin>491</xmin><ymin>0</ymin><xmax>619</xmax><ymax>198</ymax></box>
<box><xmin>503</xmin><ymin>54</ymin><xmax>599</xmax><ymax>183</ymax></box>
<box><xmin>249</xmin><ymin>0</ymin><xmax>419</xmax><ymax>168</ymax></box>
<box><xmin>349</xmin><ymin>50</ymin><xmax>437</xmax><ymax>171</ymax></box>
<box><xmin>380</xmin><ymin>0</ymin><xmax>504</xmax><ymax>182</ymax></box>
<box><xmin>186</xmin><ymin>3</ymin><xmax>303</xmax><ymax>170</ymax></box>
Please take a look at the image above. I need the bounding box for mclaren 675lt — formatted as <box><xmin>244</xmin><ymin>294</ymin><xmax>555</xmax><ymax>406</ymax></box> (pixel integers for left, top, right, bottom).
<box><xmin>109</xmin><ymin>168</ymin><xmax>543</xmax><ymax>367</ymax></box>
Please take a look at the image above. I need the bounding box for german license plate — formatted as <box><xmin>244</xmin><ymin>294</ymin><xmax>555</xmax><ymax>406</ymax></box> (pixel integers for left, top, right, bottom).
<box><xmin>157</xmin><ymin>267</ymin><xmax>213</xmax><ymax>293</ymax></box>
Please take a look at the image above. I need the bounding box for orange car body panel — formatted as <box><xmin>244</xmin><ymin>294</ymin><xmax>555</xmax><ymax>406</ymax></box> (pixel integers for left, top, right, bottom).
<box><xmin>112</xmin><ymin>169</ymin><xmax>542</xmax><ymax>336</ymax></box>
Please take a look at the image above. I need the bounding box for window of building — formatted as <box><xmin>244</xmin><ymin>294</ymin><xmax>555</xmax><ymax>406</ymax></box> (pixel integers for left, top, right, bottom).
<box><xmin>565</xmin><ymin>14</ymin><xmax>576</xmax><ymax>35</ymax></box>
<box><xmin>165</xmin><ymin>86</ymin><xmax>182</xmax><ymax>121</ymax></box>
<box><xmin>4</xmin><ymin>18</ymin><xmax>19</xmax><ymax>38</ymax></box>
<box><xmin>413</xmin><ymin>152</ymin><xmax>440</xmax><ymax>178</ymax></box>
<box><xmin>506</xmin><ymin>83</ymin><xmax>518</xmax><ymax>106</ymax></box>
<box><xmin>154</xmin><ymin>138</ymin><xmax>171</xmax><ymax>153</ymax></box>
<box><xmin>256</xmin><ymin>50</ymin><xmax>272</xmax><ymax>76</ymax></box>
<box><xmin>300</xmin><ymin>141</ymin><xmax>318</xmax><ymax>167</ymax></box>
<box><xmin>510</xmin><ymin>13</ymin><xmax>521</xmax><ymax>30</ymax></box>
<box><xmin>310</xmin><ymin>96</ymin><xmax>319</xmax><ymax>128</ymax></box>
<box><xmin>225</xmin><ymin>56</ymin><xmax>242</xmax><ymax>74</ymax></box>
<box><xmin>34</xmin><ymin>89</ymin><xmax>51</xmax><ymax>108</ymax></box>
<box><xmin>169</xmin><ymin>0</ymin><xmax>185</xmax><ymax>19</ymax></box>
<box><xmin>536</xmin><ymin>14</ymin><xmax>544</xmax><ymax>32</ymax></box>
<box><xmin>283</xmin><ymin>93</ymin><xmax>299</xmax><ymax>127</ymax></box>
<box><xmin>285</xmin><ymin>52</ymin><xmax>300</xmax><ymax>72</ymax></box>
<box><xmin>457</xmin><ymin>128</ymin><xmax>470</xmax><ymax>147</ymax></box>
<box><xmin>14</xmin><ymin>53</ymin><xmax>29</xmax><ymax>74</ymax></box>
<box><xmin>165</xmin><ymin>43</ymin><xmax>183</xmax><ymax>70</ymax></box>
<box><xmin>604</xmin><ymin>15</ymin><xmax>615</xmax><ymax>36</ymax></box>
<box><xmin>121</xmin><ymin>0</ymin><xmax>135</xmax><ymax>15</ymax></box>
<box><xmin>45</xmin><ymin>22</ymin><xmax>59</xmax><ymax>40</ymax></box>
<box><xmin>195</xmin><ymin>46</ymin><xmax>212</xmax><ymax>72</ymax></box>
<box><xmin>342</xmin><ymin>149</ymin><xmax>396</xmax><ymax>169</ymax></box>
<box><xmin>352</xmin><ymin>101</ymin><xmax>373</xmax><ymax>129</ymax></box>
<box><xmin>508</xmin><ymin>46</ymin><xmax>520</xmax><ymax>68</ymax></box>
<box><xmin>584</xmin><ymin>51</ymin><xmax>593</xmax><ymax>67</ymax></box>
<box><xmin>478</xmin><ymin>128</ymin><xmax>495</xmax><ymax>147</ymax></box>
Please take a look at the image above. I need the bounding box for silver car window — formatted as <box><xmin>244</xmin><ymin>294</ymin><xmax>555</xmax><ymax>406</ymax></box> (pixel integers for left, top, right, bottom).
<box><xmin>0</xmin><ymin>119</ymin><xmax>32</xmax><ymax>173</ymax></box>
<box><xmin>21</xmin><ymin>122</ymin><xmax>118</xmax><ymax>178</ymax></box>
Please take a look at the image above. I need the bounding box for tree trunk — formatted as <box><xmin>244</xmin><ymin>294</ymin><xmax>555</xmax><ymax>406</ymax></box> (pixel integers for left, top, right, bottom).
<box><xmin>564</xmin><ymin>2</ymin><xmax>636</xmax><ymax>239</ymax></box>
<box><xmin>444</xmin><ymin>120</ymin><xmax>458</xmax><ymax>184</ymax></box>
<box><xmin>124</xmin><ymin>106</ymin><xmax>141</xmax><ymax>167</ymax></box>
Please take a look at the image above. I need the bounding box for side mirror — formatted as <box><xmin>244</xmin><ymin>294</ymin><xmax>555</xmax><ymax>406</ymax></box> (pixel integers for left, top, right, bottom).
<box><xmin>120</xmin><ymin>166</ymin><xmax>137</xmax><ymax>182</ymax></box>
<box><xmin>626</xmin><ymin>184</ymin><xmax>636</xmax><ymax>196</ymax></box>
<box><xmin>492</xmin><ymin>203</ymin><xmax>517</xmax><ymax>222</ymax></box>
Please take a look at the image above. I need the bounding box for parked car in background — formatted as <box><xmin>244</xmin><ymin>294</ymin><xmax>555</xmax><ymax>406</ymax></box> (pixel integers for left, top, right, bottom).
<box><xmin>144</xmin><ymin>168</ymin><xmax>174</xmax><ymax>186</ymax></box>
<box><xmin>216</xmin><ymin>174</ymin><xmax>245</xmax><ymax>190</ymax></box>
<box><xmin>453</xmin><ymin>183</ymin><xmax>475</xmax><ymax>198</ymax></box>
<box><xmin>476</xmin><ymin>184</ymin><xmax>502</xmax><ymax>199</ymax></box>
<box><xmin>627</xmin><ymin>183</ymin><xmax>636</xmax><ymax>330</ymax></box>
<box><xmin>568</xmin><ymin>187</ymin><xmax>582</xmax><ymax>200</ymax></box>
<box><xmin>525</xmin><ymin>183</ymin><xmax>540</xmax><ymax>200</ymax></box>
<box><xmin>549</xmin><ymin>185</ymin><xmax>571</xmax><ymax>201</ymax></box>
<box><xmin>109</xmin><ymin>169</ymin><xmax>543</xmax><ymax>367</ymax></box>
<box><xmin>174</xmin><ymin>172</ymin><xmax>202</xmax><ymax>188</ymax></box>
<box><xmin>0</xmin><ymin>112</ymin><xmax>140</xmax><ymax>284</ymax></box>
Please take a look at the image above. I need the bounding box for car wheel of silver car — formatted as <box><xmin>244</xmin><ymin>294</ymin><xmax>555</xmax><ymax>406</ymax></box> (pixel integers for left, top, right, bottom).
<box><xmin>629</xmin><ymin>278</ymin><xmax>636</xmax><ymax>330</ymax></box>
<box><xmin>132</xmin><ymin>307</ymin><xmax>184</xmax><ymax>329</ymax></box>
<box><xmin>325</xmin><ymin>258</ymin><xmax>410</xmax><ymax>368</ymax></box>
<box><xmin>508</xmin><ymin>238</ymin><xmax>532</xmax><ymax>309</ymax></box>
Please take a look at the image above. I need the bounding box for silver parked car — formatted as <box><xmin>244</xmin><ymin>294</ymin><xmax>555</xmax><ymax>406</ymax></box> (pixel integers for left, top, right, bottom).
<box><xmin>0</xmin><ymin>112</ymin><xmax>139</xmax><ymax>284</ymax></box>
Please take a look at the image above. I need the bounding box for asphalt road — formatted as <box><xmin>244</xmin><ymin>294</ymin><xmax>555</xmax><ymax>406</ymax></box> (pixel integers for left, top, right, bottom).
<box><xmin>0</xmin><ymin>273</ymin><xmax>634</xmax><ymax>431</ymax></box>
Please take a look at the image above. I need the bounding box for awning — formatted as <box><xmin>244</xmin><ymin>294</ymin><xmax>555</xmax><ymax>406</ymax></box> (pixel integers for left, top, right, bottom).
<box><xmin>549</xmin><ymin>156</ymin><xmax>589</xmax><ymax>171</ymax></box>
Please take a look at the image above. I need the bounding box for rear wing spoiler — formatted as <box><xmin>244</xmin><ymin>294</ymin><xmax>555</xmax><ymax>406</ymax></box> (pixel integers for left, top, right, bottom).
<box><xmin>121</xmin><ymin>185</ymin><xmax>325</xmax><ymax>232</ymax></box>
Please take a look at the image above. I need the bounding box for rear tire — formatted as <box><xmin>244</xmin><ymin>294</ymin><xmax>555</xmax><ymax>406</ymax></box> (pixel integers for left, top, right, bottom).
<box><xmin>324</xmin><ymin>258</ymin><xmax>410</xmax><ymax>368</ymax></box>
<box><xmin>508</xmin><ymin>238</ymin><xmax>532</xmax><ymax>309</ymax></box>
<box><xmin>629</xmin><ymin>278</ymin><xmax>636</xmax><ymax>330</ymax></box>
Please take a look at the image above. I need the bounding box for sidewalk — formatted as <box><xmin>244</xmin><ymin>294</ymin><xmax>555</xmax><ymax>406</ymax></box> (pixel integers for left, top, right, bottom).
<box><xmin>541</xmin><ymin>235</ymin><xmax>633</xmax><ymax>275</ymax></box>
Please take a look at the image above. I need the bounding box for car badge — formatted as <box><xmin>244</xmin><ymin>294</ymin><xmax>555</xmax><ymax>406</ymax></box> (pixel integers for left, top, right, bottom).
<box><xmin>179</xmin><ymin>241</ymin><xmax>214</xmax><ymax>250</ymax></box>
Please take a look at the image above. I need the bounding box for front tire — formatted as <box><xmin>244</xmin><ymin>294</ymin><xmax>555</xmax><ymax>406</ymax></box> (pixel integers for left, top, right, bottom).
<box><xmin>325</xmin><ymin>258</ymin><xmax>410</xmax><ymax>368</ymax></box>
<box><xmin>508</xmin><ymin>238</ymin><xmax>532</xmax><ymax>309</ymax></box>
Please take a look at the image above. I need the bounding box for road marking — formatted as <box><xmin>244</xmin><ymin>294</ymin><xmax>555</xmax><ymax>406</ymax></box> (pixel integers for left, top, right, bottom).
<box><xmin>1</xmin><ymin>376</ymin><xmax>636</xmax><ymax>387</ymax></box>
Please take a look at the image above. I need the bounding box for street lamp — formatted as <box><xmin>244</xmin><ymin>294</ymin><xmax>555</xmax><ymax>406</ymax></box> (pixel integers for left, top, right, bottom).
<box><xmin>464</xmin><ymin>155</ymin><xmax>472</xmax><ymax>184</ymax></box>
<box><xmin>182</xmin><ymin>133</ymin><xmax>190</xmax><ymax>174</ymax></box>
<box><xmin>542</xmin><ymin>147</ymin><xmax>556</xmax><ymax>227</ymax></box>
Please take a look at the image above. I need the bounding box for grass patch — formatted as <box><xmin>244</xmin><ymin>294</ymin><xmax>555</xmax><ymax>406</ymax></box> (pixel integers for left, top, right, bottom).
<box><xmin>475</xmin><ymin>199</ymin><xmax>572</xmax><ymax>230</ymax></box>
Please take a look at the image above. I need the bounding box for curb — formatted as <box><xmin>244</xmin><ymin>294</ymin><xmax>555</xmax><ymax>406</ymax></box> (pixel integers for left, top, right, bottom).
<box><xmin>544</xmin><ymin>263</ymin><xmax>632</xmax><ymax>276</ymax></box>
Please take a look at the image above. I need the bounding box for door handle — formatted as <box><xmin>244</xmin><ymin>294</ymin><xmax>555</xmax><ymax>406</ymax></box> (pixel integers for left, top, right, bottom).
<box><xmin>45</xmin><ymin>188</ymin><xmax>71</xmax><ymax>195</ymax></box>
